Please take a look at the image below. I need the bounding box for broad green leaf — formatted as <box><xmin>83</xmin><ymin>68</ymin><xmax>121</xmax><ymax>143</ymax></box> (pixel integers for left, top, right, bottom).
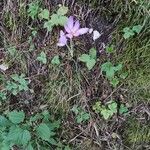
<box><xmin>48</xmin><ymin>138</ymin><xmax>57</xmax><ymax>145</ymax></box>
<box><xmin>36</xmin><ymin>123</ymin><xmax>50</xmax><ymax>141</ymax></box>
<box><xmin>21</xmin><ymin>130</ymin><xmax>31</xmax><ymax>146</ymax></box>
<box><xmin>7</xmin><ymin>126</ymin><xmax>31</xmax><ymax>146</ymax></box>
<box><xmin>51</xmin><ymin>55</ymin><xmax>60</xmax><ymax>65</ymax></box>
<box><xmin>132</xmin><ymin>25</ymin><xmax>142</xmax><ymax>34</ymax></box>
<box><xmin>39</xmin><ymin>9</ymin><xmax>49</xmax><ymax>20</ymax></box>
<box><xmin>57</xmin><ymin>6</ymin><xmax>68</xmax><ymax>15</ymax></box>
<box><xmin>8</xmin><ymin>110</ymin><xmax>25</xmax><ymax>124</ymax></box>
<box><xmin>37</xmin><ymin>51</ymin><xmax>47</xmax><ymax>64</ymax></box>
<box><xmin>0</xmin><ymin>116</ymin><xmax>10</xmax><ymax>127</ymax></box>
<box><xmin>86</xmin><ymin>59</ymin><xmax>96</xmax><ymax>70</ymax></box>
<box><xmin>25</xmin><ymin>143</ymin><xmax>33</xmax><ymax>150</ymax></box>
<box><xmin>89</xmin><ymin>48</ymin><xmax>96</xmax><ymax>59</ymax></box>
<box><xmin>51</xmin><ymin>14</ymin><xmax>60</xmax><ymax>26</ymax></box>
<box><xmin>79</xmin><ymin>54</ymin><xmax>90</xmax><ymax>62</ymax></box>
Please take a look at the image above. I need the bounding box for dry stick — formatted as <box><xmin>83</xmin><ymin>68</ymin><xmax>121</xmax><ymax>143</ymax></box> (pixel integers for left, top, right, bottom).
<box><xmin>104</xmin><ymin>83</ymin><xmax>123</xmax><ymax>101</ymax></box>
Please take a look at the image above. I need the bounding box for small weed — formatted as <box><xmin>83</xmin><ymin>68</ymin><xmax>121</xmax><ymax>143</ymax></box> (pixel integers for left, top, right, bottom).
<box><xmin>123</xmin><ymin>25</ymin><xmax>142</xmax><ymax>39</ymax></box>
<box><xmin>6</xmin><ymin>74</ymin><xmax>29</xmax><ymax>95</ymax></box>
<box><xmin>51</xmin><ymin>55</ymin><xmax>61</xmax><ymax>65</ymax></box>
<box><xmin>101</xmin><ymin>62</ymin><xmax>128</xmax><ymax>87</ymax></box>
<box><xmin>37</xmin><ymin>51</ymin><xmax>47</xmax><ymax>64</ymax></box>
<box><xmin>0</xmin><ymin>110</ymin><xmax>61</xmax><ymax>149</ymax></box>
<box><xmin>28</xmin><ymin>1</ymin><xmax>40</xmax><ymax>20</ymax></box>
<box><xmin>71</xmin><ymin>105</ymin><xmax>90</xmax><ymax>123</ymax></box>
<box><xmin>79</xmin><ymin>48</ymin><xmax>97</xmax><ymax>70</ymax></box>
<box><xmin>93</xmin><ymin>101</ymin><xmax>128</xmax><ymax>120</ymax></box>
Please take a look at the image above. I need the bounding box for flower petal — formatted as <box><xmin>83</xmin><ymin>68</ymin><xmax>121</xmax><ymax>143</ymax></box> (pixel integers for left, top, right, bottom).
<box><xmin>57</xmin><ymin>34</ymin><xmax>67</xmax><ymax>47</ymax></box>
<box><xmin>66</xmin><ymin>34</ymin><xmax>73</xmax><ymax>39</ymax></box>
<box><xmin>77</xmin><ymin>28</ymin><xmax>89</xmax><ymax>35</ymax></box>
<box><xmin>72</xmin><ymin>20</ymin><xmax>80</xmax><ymax>32</ymax></box>
<box><xmin>67</xmin><ymin>16</ymin><xmax>74</xmax><ymax>29</ymax></box>
<box><xmin>64</xmin><ymin>25</ymin><xmax>71</xmax><ymax>34</ymax></box>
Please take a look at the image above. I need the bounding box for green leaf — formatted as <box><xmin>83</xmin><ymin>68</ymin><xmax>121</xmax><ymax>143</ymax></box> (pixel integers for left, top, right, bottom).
<box><xmin>108</xmin><ymin>102</ymin><xmax>117</xmax><ymax>113</ymax></box>
<box><xmin>132</xmin><ymin>25</ymin><xmax>142</xmax><ymax>34</ymax></box>
<box><xmin>120</xmin><ymin>72</ymin><xmax>128</xmax><ymax>79</ymax></box>
<box><xmin>89</xmin><ymin>48</ymin><xmax>96</xmax><ymax>59</ymax></box>
<box><xmin>28</xmin><ymin>2</ymin><xmax>39</xmax><ymax>19</ymax></box>
<box><xmin>123</xmin><ymin>27</ymin><xmax>134</xmax><ymax>39</ymax></box>
<box><xmin>57</xmin><ymin>15</ymin><xmax>68</xmax><ymax>26</ymax></box>
<box><xmin>44</xmin><ymin>20</ymin><xmax>53</xmax><ymax>32</ymax></box>
<box><xmin>8</xmin><ymin>110</ymin><xmax>25</xmax><ymax>124</ymax></box>
<box><xmin>7</xmin><ymin>126</ymin><xmax>31</xmax><ymax>146</ymax></box>
<box><xmin>101</xmin><ymin>109</ymin><xmax>110</xmax><ymax>120</ymax></box>
<box><xmin>25</xmin><ymin>143</ymin><xmax>33</xmax><ymax>150</ymax></box>
<box><xmin>79</xmin><ymin>54</ymin><xmax>90</xmax><ymax>62</ymax></box>
<box><xmin>57</xmin><ymin>6</ymin><xmax>68</xmax><ymax>15</ymax></box>
<box><xmin>106</xmin><ymin>45</ymin><xmax>114</xmax><ymax>53</ymax></box>
<box><xmin>37</xmin><ymin>51</ymin><xmax>47</xmax><ymax>64</ymax></box>
<box><xmin>51</xmin><ymin>55</ymin><xmax>60</xmax><ymax>65</ymax></box>
<box><xmin>110</xmin><ymin>77</ymin><xmax>119</xmax><ymax>87</ymax></box>
<box><xmin>86</xmin><ymin>59</ymin><xmax>96</xmax><ymax>70</ymax></box>
<box><xmin>36</xmin><ymin>123</ymin><xmax>50</xmax><ymax>141</ymax></box>
<box><xmin>0</xmin><ymin>116</ymin><xmax>10</xmax><ymax>127</ymax></box>
<box><xmin>119</xmin><ymin>104</ymin><xmax>128</xmax><ymax>114</ymax></box>
<box><xmin>101</xmin><ymin>62</ymin><xmax>115</xmax><ymax>78</ymax></box>
<box><xmin>21</xmin><ymin>130</ymin><xmax>31</xmax><ymax>146</ymax></box>
<box><xmin>39</xmin><ymin>9</ymin><xmax>49</xmax><ymax>20</ymax></box>
<box><xmin>113</xmin><ymin>64</ymin><xmax>122</xmax><ymax>71</ymax></box>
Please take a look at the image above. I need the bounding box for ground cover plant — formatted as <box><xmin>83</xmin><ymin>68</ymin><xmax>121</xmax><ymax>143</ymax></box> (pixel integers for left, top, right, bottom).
<box><xmin>0</xmin><ymin>0</ymin><xmax>150</xmax><ymax>149</ymax></box>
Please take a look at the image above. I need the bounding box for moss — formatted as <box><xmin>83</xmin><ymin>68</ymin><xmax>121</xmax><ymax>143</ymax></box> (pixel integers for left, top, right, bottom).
<box><xmin>123</xmin><ymin>118</ymin><xmax>150</xmax><ymax>148</ymax></box>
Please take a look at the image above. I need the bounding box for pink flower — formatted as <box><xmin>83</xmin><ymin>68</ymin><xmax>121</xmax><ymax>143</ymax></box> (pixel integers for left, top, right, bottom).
<box><xmin>57</xmin><ymin>16</ymin><xmax>89</xmax><ymax>47</ymax></box>
<box><xmin>64</xmin><ymin>16</ymin><xmax>89</xmax><ymax>39</ymax></box>
<box><xmin>57</xmin><ymin>30</ymin><xmax>67</xmax><ymax>47</ymax></box>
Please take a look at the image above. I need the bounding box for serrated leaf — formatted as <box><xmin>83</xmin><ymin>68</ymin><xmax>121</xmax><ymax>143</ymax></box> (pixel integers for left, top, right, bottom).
<box><xmin>132</xmin><ymin>25</ymin><xmax>142</xmax><ymax>34</ymax></box>
<box><xmin>51</xmin><ymin>55</ymin><xmax>60</xmax><ymax>65</ymax></box>
<box><xmin>8</xmin><ymin>110</ymin><xmax>25</xmax><ymax>124</ymax></box>
<box><xmin>39</xmin><ymin>9</ymin><xmax>49</xmax><ymax>20</ymax></box>
<box><xmin>79</xmin><ymin>54</ymin><xmax>90</xmax><ymax>62</ymax></box>
<box><xmin>36</xmin><ymin>123</ymin><xmax>50</xmax><ymax>141</ymax></box>
<box><xmin>28</xmin><ymin>2</ymin><xmax>39</xmax><ymax>19</ymax></box>
<box><xmin>7</xmin><ymin>126</ymin><xmax>31</xmax><ymax>146</ymax></box>
<box><xmin>113</xmin><ymin>64</ymin><xmax>122</xmax><ymax>71</ymax></box>
<box><xmin>120</xmin><ymin>72</ymin><xmax>128</xmax><ymax>79</ymax></box>
<box><xmin>37</xmin><ymin>51</ymin><xmax>47</xmax><ymax>64</ymax></box>
<box><xmin>86</xmin><ymin>59</ymin><xmax>96</xmax><ymax>70</ymax></box>
<box><xmin>57</xmin><ymin>6</ymin><xmax>68</xmax><ymax>15</ymax></box>
<box><xmin>89</xmin><ymin>48</ymin><xmax>96</xmax><ymax>59</ymax></box>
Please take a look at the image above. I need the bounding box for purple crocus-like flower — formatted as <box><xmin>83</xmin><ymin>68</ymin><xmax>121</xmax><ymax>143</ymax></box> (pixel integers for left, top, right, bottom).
<box><xmin>64</xmin><ymin>16</ymin><xmax>89</xmax><ymax>39</ymax></box>
<box><xmin>57</xmin><ymin>30</ymin><xmax>67</xmax><ymax>47</ymax></box>
<box><xmin>57</xmin><ymin>16</ymin><xmax>89</xmax><ymax>47</ymax></box>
